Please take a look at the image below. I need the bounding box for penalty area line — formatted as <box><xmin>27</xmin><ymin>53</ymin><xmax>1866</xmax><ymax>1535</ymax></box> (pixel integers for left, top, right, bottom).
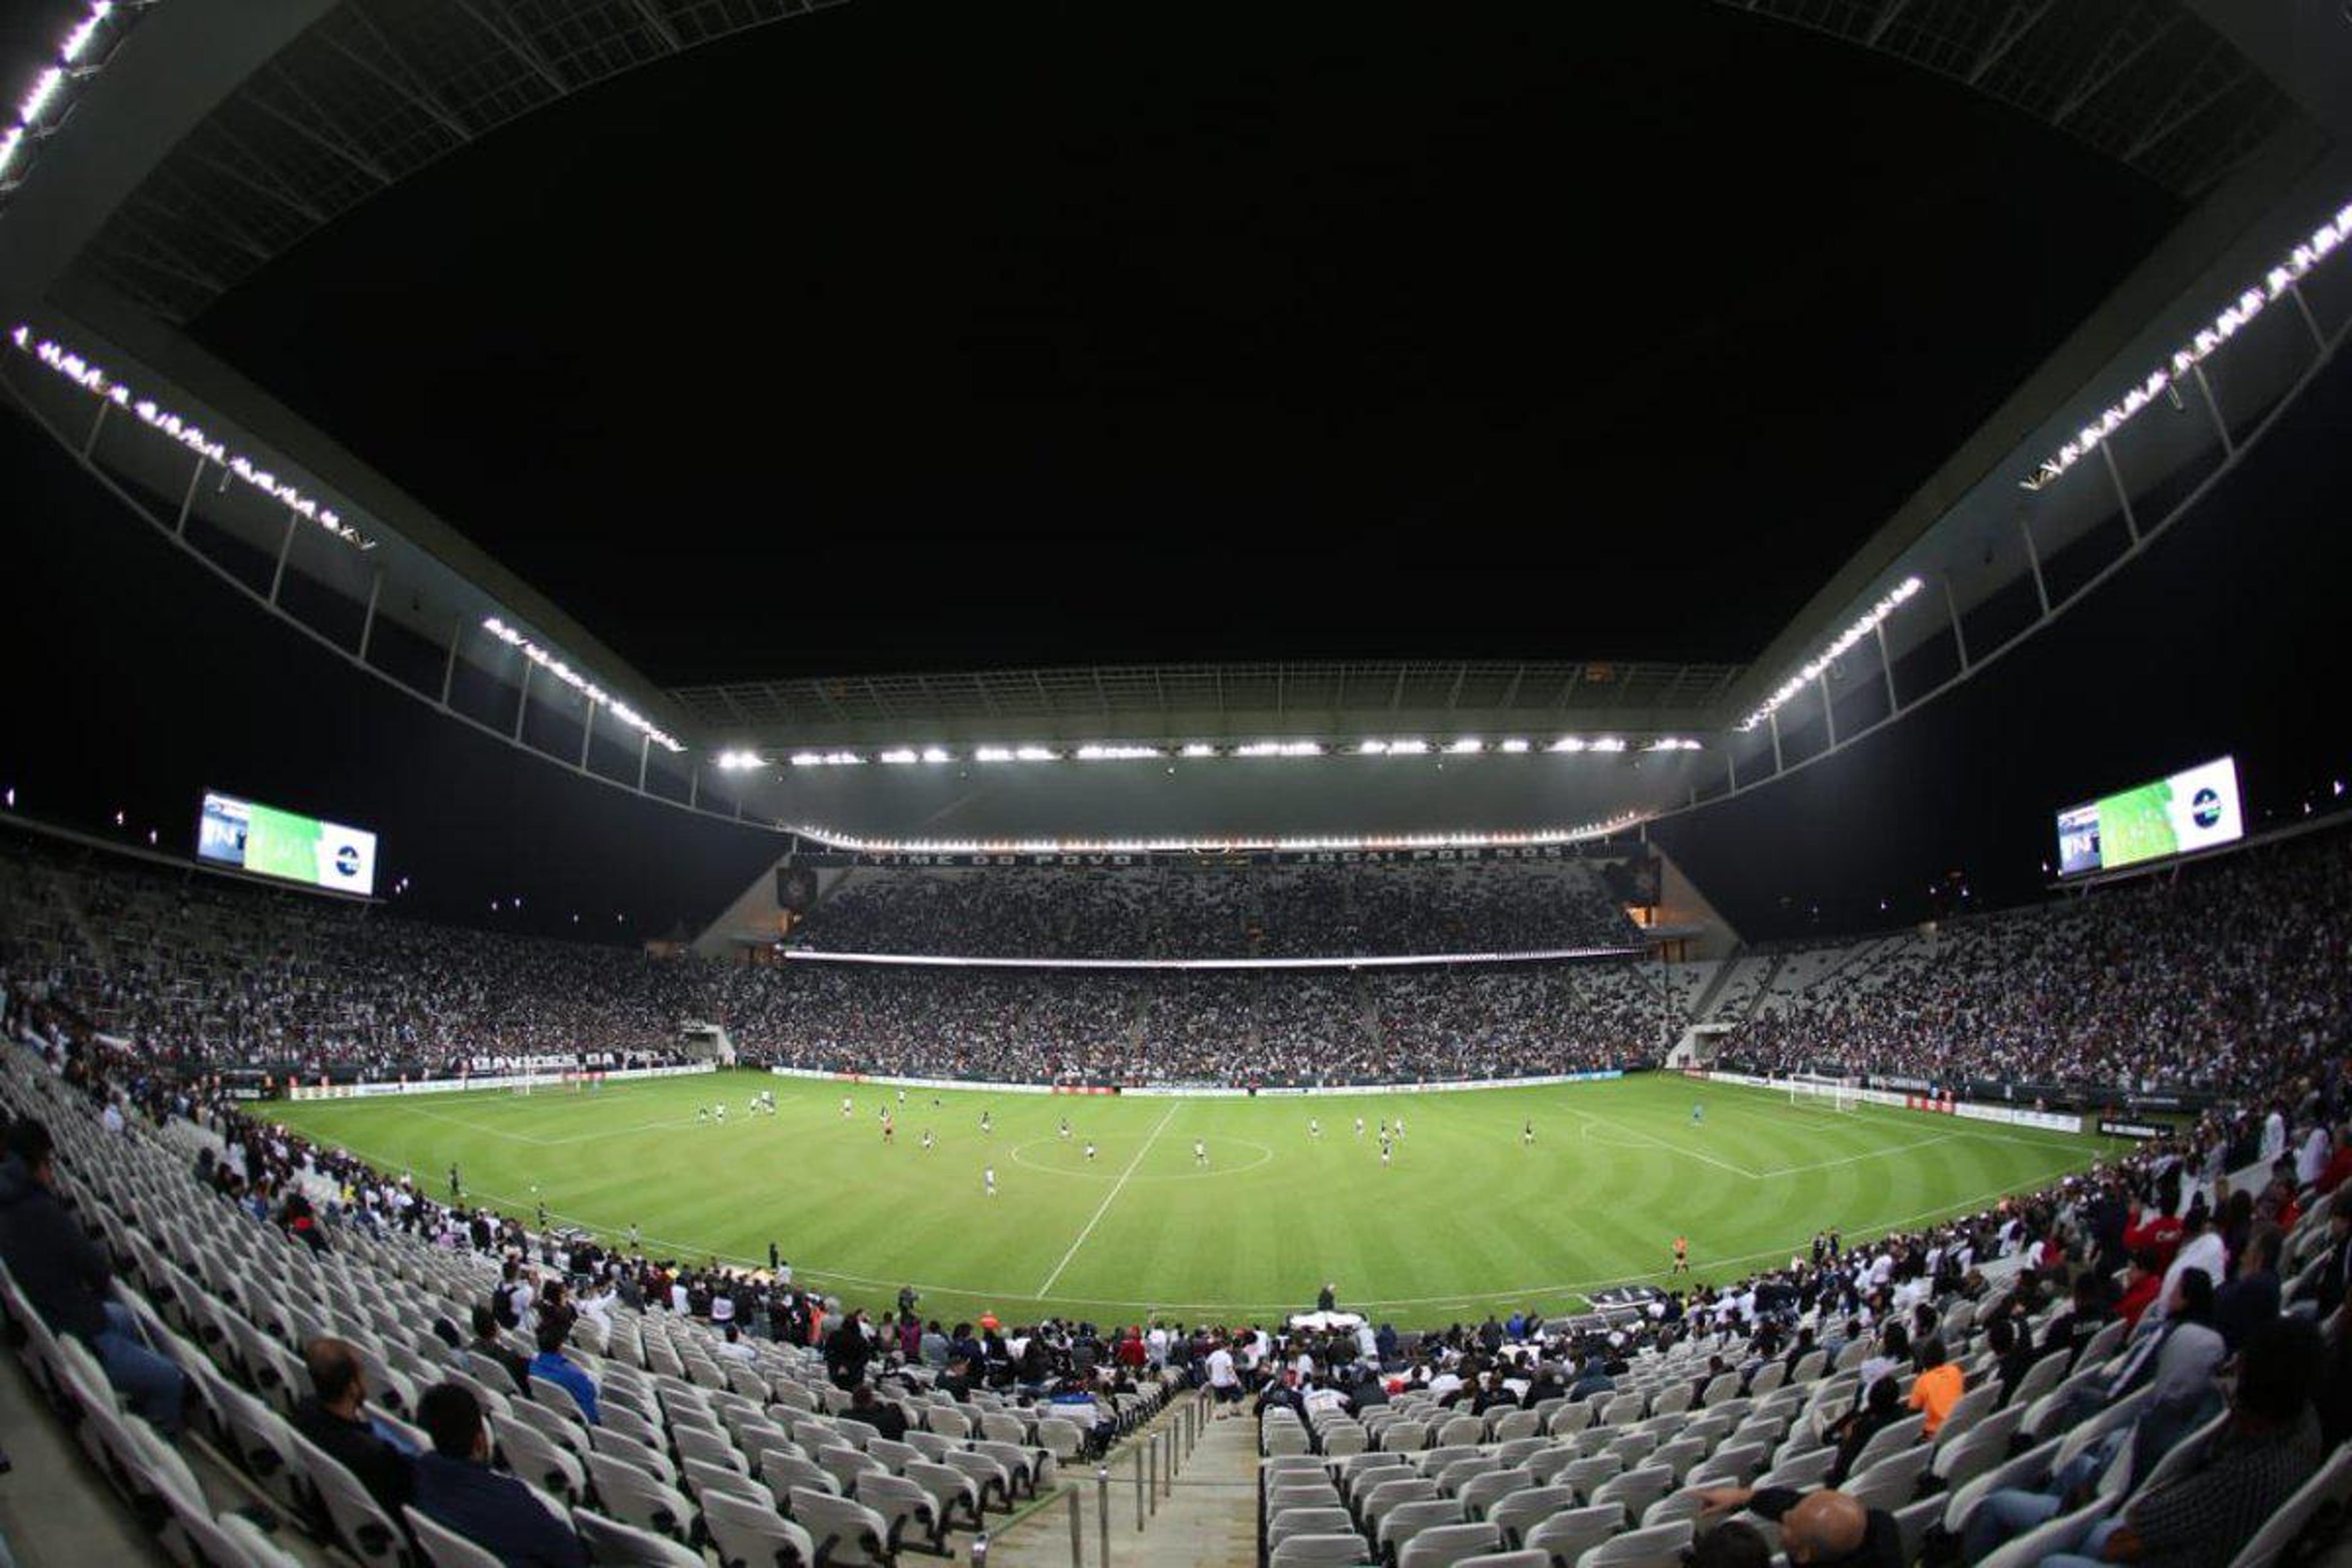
<box><xmin>1035</xmin><ymin>1101</ymin><xmax>1178</xmax><ymax>1297</ymax></box>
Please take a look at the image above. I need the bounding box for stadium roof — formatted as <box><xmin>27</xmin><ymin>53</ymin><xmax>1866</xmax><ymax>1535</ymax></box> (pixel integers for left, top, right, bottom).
<box><xmin>26</xmin><ymin>0</ymin><xmax>2303</xmax><ymax>325</ymax></box>
<box><xmin>3</xmin><ymin>0</ymin><xmax>2351</xmax><ymax>846</ymax></box>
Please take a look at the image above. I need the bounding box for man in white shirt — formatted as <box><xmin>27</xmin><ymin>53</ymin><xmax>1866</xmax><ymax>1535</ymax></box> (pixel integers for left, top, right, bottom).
<box><xmin>2262</xmin><ymin>1108</ymin><xmax>2288</xmax><ymax>1163</ymax></box>
<box><xmin>2299</xmin><ymin>1126</ymin><xmax>2332</xmax><ymax>1188</ymax></box>
<box><xmin>2156</xmin><ymin>1209</ymin><xmax>2228</xmax><ymax>1322</ymax></box>
<box><xmin>1205</xmin><ymin>1341</ymin><xmax>1240</xmax><ymax>1416</ymax></box>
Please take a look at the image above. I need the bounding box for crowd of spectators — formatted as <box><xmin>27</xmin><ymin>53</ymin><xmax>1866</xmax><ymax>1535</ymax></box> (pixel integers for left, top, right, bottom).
<box><xmin>794</xmin><ymin>859</ymin><xmax>1642</xmax><ymax>959</ymax></box>
<box><xmin>4</xmin><ymin>818</ymin><xmax>2350</xmax><ymax>1096</ymax></box>
<box><xmin>1727</xmin><ymin>827</ymin><xmax>2352</xmax><ymax>1094</ymax></box>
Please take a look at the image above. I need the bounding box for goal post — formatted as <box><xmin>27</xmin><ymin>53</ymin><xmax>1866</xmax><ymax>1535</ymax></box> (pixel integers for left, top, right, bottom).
<box><xmin>1786</xmin><ymin>1071</ymin><xmax>1861</xmax><ymax>1112</ymax></box>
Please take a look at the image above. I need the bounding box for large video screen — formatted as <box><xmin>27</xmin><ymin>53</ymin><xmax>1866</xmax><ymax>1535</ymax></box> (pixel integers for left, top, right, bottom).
<box><xmin>197</xmin><ymin>791</ymin><xmax>379</xmax><ymax>896</ymax></box>
<box><xmin>2056</xmin><ymin>755</ymin><xmax>2243</xmax><ymax>878</ymax></box>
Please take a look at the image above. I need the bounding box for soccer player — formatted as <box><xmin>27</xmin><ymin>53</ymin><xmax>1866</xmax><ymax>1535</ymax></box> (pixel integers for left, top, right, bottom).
<box><xmin>715</xmin><ymin>1102</ymin><xmax>725</xmax><ymax>1125</ymax></box>
<box><xmin>896</xmin><ymin>1088</ymin><xmax>906</xmax><ymax>1106</ymax></box>
<box><xmin>1692</xmin><ymin>1101</ymin><xmax>1705</xmax><ymax>1126</ymax></box>
<box><xmin>882</xmin><ymin>1114</ymin><xmax>895</xmax><ymax>1145</ymax></box>
<box><xmin>1671</xmin><ymin>1235</ymin><xmax>1691</xmax><ymax>1275</ymax></box>
<box><xmin>980</xmin><ymin>1111</ymin><xmax>992</xmax><ymax>1135</ymax></box>
<box><xmin>1395</xmin><ymin>1116</ymin><xmax>1407</xmax><ymax>1139</ymax></box>
<box><xmin>921</xmin><ymin>1129</ymin><xmax>934</xmax><ymax>1152</ymax></box>
<box><xmin>1354</xmin><ymin>1116</ymin><xmax>1365</xmax><ymax>1137</ymax></box>
<box><xmin>697</xmin><ymin>1106</ymin><xmax>710</xmax><ymax>1125</ymax></box>
<box><xmin>983</xmin><ymin>1165</ymin><xmax>997</xmax><ymax>1197</ymax></box>
<box><xmin>1059</xmin><ymin>1118</ymin><xmax>1071</xmax><ymax>1140</ymax></box>
<box><xmin>1084</xmin><ymin>1139</ymin><xmax>1098</xmax><ymax>1163</ymax></box>
<box><xmin>1309</xmin><ymin>1118</ymin><xmax>1321</xmax><ymax>1140</ymax></box>
<box><xmin>1379</xmin><ymin>1134</ymin><xmax>1392</xmax><ymax>1167</ymax></box>
<box><xmin>1194</xmin><ymin>1139</ymin><xmax>1208</xmax><ymax>1166</ymax></box>
<box><xmin>626</xmin><ymin>1222</ymin><xmax>641</xmax><ymax>1251</ymax></box>
<box><xmin>842</xmin><ymin>1095</ymin><xmax>853</xmax><ymax>1118</ymax></box>
<box><xmin>1523</xmin><ymin>1119</ymin><xmax>1535</xmax><ymax>1147</ymax></box>
<box><xmin>448</xmin><ymin>1163</ymin><xmax>461</xmax><ymax>1200</ymax></box>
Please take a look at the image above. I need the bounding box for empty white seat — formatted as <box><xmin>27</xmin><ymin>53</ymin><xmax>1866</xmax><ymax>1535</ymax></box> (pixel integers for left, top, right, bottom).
<box><xmin>1402</xmin><ymin>1521</ymin><xmax>1506</xmax><ymax>1568</ymax></box>
<box><xmin>700</xmin><ymin>1487</ymin><xmax>819</xmax><ymax>1567</ymax></box>
<box><xmin>1521</xmin><ymin>1503</ymin><xmax>1625</xmax><ymax>1567</ymax></box>
<box><xmin>1574</xmin><ymin>1519</ymin><xmax>1694</xmax><ymax>1568</ymax></box>
<box><xmin>570</xmin><ymin>1507</ymin><xmax>707</xmax><ymax>1567</ymax></box>
<box><xmin>404</xmin><ymin>1505</ymin><xmax>507</xmax><ymax>1568</ymax></box>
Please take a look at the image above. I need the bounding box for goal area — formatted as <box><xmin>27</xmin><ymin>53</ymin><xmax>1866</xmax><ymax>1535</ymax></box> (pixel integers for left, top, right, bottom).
<box><xmin>1785</xmin><ymin>1071</ymin><xmax>1861</xmax><ymax>1112</ymax></box>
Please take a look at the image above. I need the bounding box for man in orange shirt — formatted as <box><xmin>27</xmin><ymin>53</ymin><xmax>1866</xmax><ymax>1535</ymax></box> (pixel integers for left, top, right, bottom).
<box><xmin>1907</xmin><ymin>1336</ymin><xmax>1964</xmax><ymax>1436</ymax></box>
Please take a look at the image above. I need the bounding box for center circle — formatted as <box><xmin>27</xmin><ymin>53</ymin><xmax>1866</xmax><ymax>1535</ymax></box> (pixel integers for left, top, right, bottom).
<box><xmin>1005</xmin><ymin>1134</ymin><xmax>1276</xmax><ymax>1182</ymax></box>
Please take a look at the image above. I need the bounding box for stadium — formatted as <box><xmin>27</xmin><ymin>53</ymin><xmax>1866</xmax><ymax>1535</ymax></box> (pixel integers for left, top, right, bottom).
<box><xmin>3</xmin><ymin>2</ymin><xmax>2352</xmax><ymax>1567</ymax></box>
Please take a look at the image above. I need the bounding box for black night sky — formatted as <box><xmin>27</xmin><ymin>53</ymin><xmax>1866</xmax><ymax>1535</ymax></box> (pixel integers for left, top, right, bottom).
<box><xmin>190</xmin><ymin>0</ymin><xmax>2173</xmax><ymax>683</ymax></box>
<box><xmin>3</xmin><ymin>1</ymin><xmax>2348</xmax><ymax>943</ymax></box>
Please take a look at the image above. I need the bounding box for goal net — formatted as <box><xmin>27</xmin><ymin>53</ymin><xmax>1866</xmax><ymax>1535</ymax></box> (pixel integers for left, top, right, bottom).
<box><xmin>1786</xmin><ymin>1071</ymin><xmax>1861</xmax><ymax>1112</ymax></box>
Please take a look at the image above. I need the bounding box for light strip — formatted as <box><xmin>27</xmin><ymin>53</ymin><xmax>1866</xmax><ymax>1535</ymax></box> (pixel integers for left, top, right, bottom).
<box><xmin>2022</xmin><ymin>198</ymin><xmax>2352</xmax><ymax>491</ymax></box>
<box><xmin>715</xmin><ymin>749</ymin><xmax>766</xmax><ymax>772</ymax></box>
<box><xmin>0</xmin><ymin>2</ymin><xmax>122</xmax><ymax>193</ymax></box>
<box><xmin>13</xmin><ymin>326</ymin><xmax>374</xmax><ymax>550</ymax></box>
<box><xmin>482</xmin><ymin>617</ymin><xmax>683</xmax><ymax>752</ymax></box>
<box><xmin>778</xmin><ymin>811</ymin><xmax>1645</xmax><ymax>856</ymax></box>
<box><xmin>1738</xmin><ymin>576</ymin><xmax>1923</xmax><ymax>732</ymax></box>
<box><xmin>780</xmin><ymin>943</ymin><xmax>1646</xmax><ymax>971</ymax></box>
<box><xmin>706</xmin><ymin>736</ymin><xmax>1703</xmax><ymax>766</ymax></box>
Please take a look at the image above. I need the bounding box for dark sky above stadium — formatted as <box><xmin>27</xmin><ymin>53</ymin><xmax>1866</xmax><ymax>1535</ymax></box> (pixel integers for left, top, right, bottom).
<box><xmin>192</xmin><ymin>0</ymin><xmax>2176</xmax><ymax>685</ymax></box>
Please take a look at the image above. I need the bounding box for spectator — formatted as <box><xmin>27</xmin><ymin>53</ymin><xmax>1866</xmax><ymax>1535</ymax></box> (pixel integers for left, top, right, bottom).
<box><xmin>411</xmin><ymin>1384</ymin><xmax>587</xmax><ymax>1567</ymax></box>
<box><xmin>0</xmin><ymin>1118</ymin><xmax>185</xmax><ymax>1436</ymax></box>
<box><xmin>527</xmin><ymin>1319</ymin><xmax>600</xmax><ymax>1427</ymax></box>
<box><xmin>842</xmin><ymin>1382</ymin><xmax>908</xmax><ymax>1442</ymax></box>
<box><xmin>293</xmin><ymin>1338</ymin><xmax>412</xmax><ymax>1513</ymax></box>
<box><xmin>1907</xmin><ymin>1336</ymin><xmax>1963</xmax><ymax>1436</ymax></box>
<box><xmin>467</xmin><ymin>1305</ymin><xmax>531</xmax><ymax>1395</ymax></box>
<box><xmin>1697</xmin><ymin>1485</ymin><xmax>1902</xmax><ymax>1568</ymax></box>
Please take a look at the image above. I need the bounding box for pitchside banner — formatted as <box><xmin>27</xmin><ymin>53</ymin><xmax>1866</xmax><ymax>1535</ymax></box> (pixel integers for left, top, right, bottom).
<box><xmin>783</xmin><ymin>844</ymin><xmax>1627</xmax><ymax>870</ymax></box>
<box><xmin>769</xmin><ymin>1066</ymin><xmax>1624</xmax><ymax>1098</ymax></box>
<box><xmin>287</xmin><ymin>1063</ymin><xmax>715</xmax><ymax>1100</ymax></box>
<box><xmin>1695</xmin><ymin>1071</ymin><xmax>2084</xmax><ymax>1133</ymax></box>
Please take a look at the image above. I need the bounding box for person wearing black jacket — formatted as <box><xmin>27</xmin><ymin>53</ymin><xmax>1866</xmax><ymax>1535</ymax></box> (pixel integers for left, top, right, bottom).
<box><xmin>0</xmin><ymin>1118</ymin><xmax>185</xmax><ymax>1434</ymax></box>
<box><xmin>293</xmin><ymin>1338</ymin><xmax>413</xmax><ymax>1513</ymax></box>
<box><xmin>842</xmin><ymin>1382</ymin><xmax>908</xmax><ymax>1442</ymax></box>
<box><xmin>1695</xmin><ymin>1485</ymin><xmax>1902</xmax><ymax>1568</ymax></box>
<box><xmin>467</xmin><ymin>1306</ymin><xmax>532</xmax><ymax>1395</ymax></box>
<box><xmin>825</xmin><ymin>1310</ymin><xmax>872</xmax><ymax>1389</ymax></box>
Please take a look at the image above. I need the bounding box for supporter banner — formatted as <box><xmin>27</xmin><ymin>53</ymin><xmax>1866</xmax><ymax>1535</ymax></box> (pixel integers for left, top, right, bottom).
<box><xmin>285</xmin><ymin>1063</ymin><xmax>715</xmax><ymax>1101</ymax></box>
<box><xmin>785</xmin><ymin>843</ymin><xmax>1626</xmax><ymax>870</ymax></box>
<box><xmin>1051</xmin><ymin>1085</ymin><xmax>1119</xmax><ymax>1096</ymax></box>
<box><xmin>2099</xmin><ymin>1119</ymin><xmax>2167</xmax><ymax>1140</ymax></box>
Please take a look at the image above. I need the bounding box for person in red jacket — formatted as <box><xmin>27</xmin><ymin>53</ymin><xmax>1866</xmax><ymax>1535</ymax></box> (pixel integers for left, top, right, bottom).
<box><xmin>2124</xmin><ymin>1202</ymin><xmax>2183</xmax><ymax>1273</ymax></box>
<box><xmin>2115</xmin><ymin>1248</ymin><xmax>2165</xmax><ymax>1329</ymax></box>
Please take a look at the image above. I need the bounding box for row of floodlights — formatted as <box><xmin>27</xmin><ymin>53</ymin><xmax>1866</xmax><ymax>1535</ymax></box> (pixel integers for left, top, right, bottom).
<box><xmin>2023</xmin><ymin>197</ymin><xmax>2352</xmax><ymax>491</ymax></box>
<box><xmin>483</xmin><ymin>619</ymin><xmax>683</xmax><ymax>753</ymax></box>
<box><xmin>715</xmin><ymin>736</ymin><xmax>1706</xmax><ymax>771</ymax></box>
<box><xmin>0</xmin><ymin>2</ymin><xmax>125</xmax><ymax>192</ymax></box>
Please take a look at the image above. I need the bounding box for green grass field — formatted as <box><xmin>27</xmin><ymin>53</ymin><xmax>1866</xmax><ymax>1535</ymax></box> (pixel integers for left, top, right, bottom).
<box><xmin>271</xmin><ymin>1071</ymin><xmax>2120</xmax><ymax>1327</ymax></box>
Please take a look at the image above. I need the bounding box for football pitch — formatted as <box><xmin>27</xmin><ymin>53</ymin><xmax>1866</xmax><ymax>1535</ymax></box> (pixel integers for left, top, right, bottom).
<box><xmin>271</xmin><ymin>1071</ymin><xmax>2121</xmax><ymax>1327</ymax></box>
